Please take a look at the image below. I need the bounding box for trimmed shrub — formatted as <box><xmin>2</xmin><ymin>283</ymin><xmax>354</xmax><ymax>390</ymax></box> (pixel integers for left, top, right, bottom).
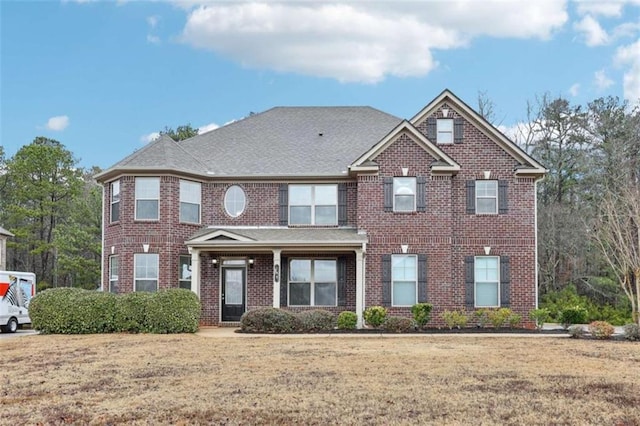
<box><xmin>623</xmin><ymin>323</ymin><xmax>640</xmax><ymax>341</ymax></box>
<box><xmin>337</xmin><ymin>311</ymin><xmax>358</xmax><ymax>330</ymax></box>
<box><xmin>240</xmin><ymin>308</ymin><xmax>300</xmax><ymax>333</ymax></box>
<box><xmin>382</xmin><ymin>316</ymin><xmax>414</xmax><ymax>333</ymax></box>
<box><xmin>30</xmin><ymin>287</ymin><xmax>200</xmax><ymax>334</ymax></box>
<box><xmin>474</xmin><ymin>309</ymin><xmax>489</xmax><ymax>328</ymax></box>
<box><xmin>411</xmin><ymin>303</ymin><xmax>433</xmax><ymax>329</ymax></box>
<box><xmin>560</xmin><ymin>306</ymin><xmax>588</xmax><ymax>329</ymax></box>
<box><xmin>442</xmin><ymin>310</ymin><xmax>468</xmax><ymax>329</ymax></box>
<box><xmin>487</xmin><ymin>308</ymin><xmax>512</xmax><ymax>328</ymax></box>
<box><xmin>529</xmin><ymin>308</ymin><xmax>550</xmax><ymax>330</ymax></box>
<box><xmin>588</xmin><ymin>321</ymin><xmax>614</xmax><ymax>340</ymax></box>
<box><xmin>297</xmin><ymin>310</ymin><xmax>336</xmax><ymax>332</ymax></box>
<box><xmin>508</xmin><ymin>313</ymin><xmax>522</xmax><ymax>328</ymax></box>
<box><xmin>568</xmin><ymin>325</ymin><xmax>585</xmax><ymax>339</ymax></box>
<box><xmin>363</xmin><ymin>306</ymin><xmax>387</xmax><ymax>328</ymax></box>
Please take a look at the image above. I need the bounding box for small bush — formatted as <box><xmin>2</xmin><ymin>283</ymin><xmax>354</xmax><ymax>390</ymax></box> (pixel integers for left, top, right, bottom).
<box><xmin>508</xmin><ymin>313</ymin><xmax>522</xmax><ymax>328</ymax></box>
<box><xmin>363</xmin><ymin>306</ymin><xmax>387</xmax><ymax>328</ymax></box>
<box><xmin>474</xmin><ymin>309</ymin><xmax>489</xmax><ymax>328</ymax></box>
<box><xmin>488</xmin><ymin>308</ymin><xmax>512</xmax><ymax>328</ymax></box>
<box><xmin>588</xmin><ymin>321</ymin><xmax>614</xmax><ymax>340</ymax></box>
<box><xmin>240</xmin><ymin>308</ymin><xmax>300</xmax><ymax>333</ymax></box>
<box><xmin>297</xmin><ymin>310</ymin><xmax>336</xmax><ymax>332</ymax></box>
<box><xmin>568</xmin><ymin>325</ymin><xmax>585</xmax><ymax>339</ymax></box>
<box><xmin>382</xmin><ymin>316</ymin><xmax>414</xmax><ymax>333</ymax></box>
<box><xmin>442</xmin><ymin>310</ymin><xmax>468</xmax><ymax>329</ymax></box>
<box><xmin>623</xmin><ymin>323</ymin><xmax>640</xmax><ymax>341</ymax></box>
<box><xmin>560</xmin><ymin>306</ymin><xmax>588</xmax><ymax>329</ymax></box>
<box><xmin>529</xmin><ymin>308</ymin><xmax>550</xmax><ymax>330</ymax></box>
<box><xmin>337</xmin><ymin>311</ymin><xmax>358</xmax><ymax>330</ymax></box>
<box><xmin>411</xmin><ymin>303</ymin><xmax>433</xmax><ymax>329</ymax></box>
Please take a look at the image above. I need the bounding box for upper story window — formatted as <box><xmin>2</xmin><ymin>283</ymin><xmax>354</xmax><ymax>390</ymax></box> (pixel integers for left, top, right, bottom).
<box><xmin>134</xmin><ymin>253</ymin><xmax>158</xmax><ymax>292</ymax></box>
<box><xmin>437</xmin><ymin>119</ymin><xmax>453</xmax><ymax>144</ymax></box>
<box><xmin>135</xmin><ymin>177</ymin><xmax>160</xmax><ymax>221</ymax></box>
<box><xmin>180</xmin><ymin>180</ymin><xmax>201</xmax><ymax>224</ymax></box>
<box><xmin>110</xmin><ymin>180</ymin><xmax>120</xmax><ymax>223</ymax></box>
<box><xmin>475</xmin><ymin>256</ymin><xmax>499</xmax><ymax>307</ymax></box>
<box><xmin>392</xmin><ymin>255</ymin><xmax>417</xmax><ymax>306</ymax></box>
<box><xmin>289</xmin><ymin>259</ymin><xmax>337</xmax><ymax>306</ymax></box>
<box><xmin>224</xmin><ymin>185</ymin><xmax>246</xmax><ymax>218</ymax></box>
<box><xmin>289</xmin><ymin>184</ymin><xmax>337</xmax><ymax>225</ymax></box>
<box><xmin>393</xmin><ymin>178</ymin><xmax>416</xmax><ymax>212</ymax></box>
<box><xmin>475</xmin><ymin>180</ymin><xmax>498</xmax><ymax>214</ymax></box>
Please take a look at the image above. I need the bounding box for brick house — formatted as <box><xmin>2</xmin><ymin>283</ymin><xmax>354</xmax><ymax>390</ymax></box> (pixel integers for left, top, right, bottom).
<box><xmin>96</xmin><ymin>89</ymin><xmax>546</xmax><ymax>327</ymax></box>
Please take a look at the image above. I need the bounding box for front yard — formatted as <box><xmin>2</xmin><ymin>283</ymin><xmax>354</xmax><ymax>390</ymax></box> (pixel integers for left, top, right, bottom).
<box><xmin>1</xmin><ymin>334</ymin><xmax>639</xmax><ymax>425</ymax></box>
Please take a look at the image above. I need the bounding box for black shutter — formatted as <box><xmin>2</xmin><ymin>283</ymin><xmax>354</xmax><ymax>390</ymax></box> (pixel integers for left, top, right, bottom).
<box><xmin>466</xmin><ymin>180</ymin><xmax>476</xmax><ymax>214</ymax></box>
<box><xmin>426</xmin><ymin>117</ymin><xmax>437</xmax><ymax>141</ymax></box>
<box><xmin>498</xmin><ymin>180</ymin><xmax>508</xmax><ymax>214</ymax></box>
<box><xmin>383</xmin><ymin>177</ymin><xmax>393</xmax><ymax>212</ymax></box>
<box><xmin>500</xmin><ymin>256</ymin><xmax>511</xmax><ymax>308</ymax></box>
<box><xmin>280</xmin><ymin>258</ymin><xmax>288</xmax><ymax>307</ymax></box>
<box><xmin>337</xmin><ymin>257</ymin><xmax>347</xmax><ymax>306</ymax></box>
<box><xmin>418</xmin><ymin>254</ymin><xmax>428</xmax><ymax>303</ymax></box>
<box><xmin>416</xmin><ymin>176</ymin><xmax>426</xmax><ymax>212</ymax></box>
<box><xmin>382</xmin><ymin>254</ymin><xmax>391</xmax><ymax>306</ymax></box>
<box><xmin>338</xmin><ymin>183</ymin><xmax>347</xmax><ymax>226</ymax></box>
<box><xmin>278</xmin><ymin>184</ymin><xmax>288</xmax><ymax>226</ymax></box>
<box><xmin>454</xmin><ymin>117</ymin><xmax>464</xmax><ymax>144</ymax></box>
<box><xmin>464</xmin><ymin>256</ymin><xmax>475</xmax><ymax>309</ymax></box>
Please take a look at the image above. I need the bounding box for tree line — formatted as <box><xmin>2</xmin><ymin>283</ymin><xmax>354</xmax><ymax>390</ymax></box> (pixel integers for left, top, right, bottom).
<box><xmin>1</xmin><ymin>103</ymin><xmax>638</xmax><ymax>323</ymax></box>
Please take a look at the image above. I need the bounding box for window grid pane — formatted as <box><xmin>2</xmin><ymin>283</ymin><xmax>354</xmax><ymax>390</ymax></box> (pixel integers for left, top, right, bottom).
<box><xmin>475</xmin><ymin>257</ymin><xmax>499</xmax><ymax>307</ymax></box>
<box><xmin>180</xmin><ymin>180</ymin><xmax>201</xmax><ymax>204</ymax></box>
<box><xmin>289</xmin><ymin>259</ymin><xmax>337</xmax><ymax>306</ymax></box>
<box><xmin>179</xmin><ymin>255</ymin><xmax>192</xmax><ymax>289</ymax></box>
<box><xmin>437</xmin><ymin>119</ymin><xmax>453</xmax><ymax>143</ymax></box>
<box><xmin>135</xmin><ymin>254</ymin><xmax>158</xmax><ymax>292</ymax></box>
<box><xmin>180</xmin><ymin>202</ymin><xmax>200</xmax><ymax>223</ymax></box>
<box><xmin>224</xmin><ymin>185</ymin><xmax>246</xmax><ymax>217</ymax></box>
<box><xmin>135</xmin><ymin>178</ymin><xmax>159</xmax><ymax>220</ymax></box>
<box><xmin>288</xmin><ymin>185</ymin><xmax>337</xmax><ymax>225</ymax></box>
<box><xmin>392</xmin><ymin>255</ymin><xmax>417</xmax><ymax>306</ymax></box>
<box><xmin>476</xmin><ymin>181</ymin><xmax>498</xmax><ymax>214</ymax></box>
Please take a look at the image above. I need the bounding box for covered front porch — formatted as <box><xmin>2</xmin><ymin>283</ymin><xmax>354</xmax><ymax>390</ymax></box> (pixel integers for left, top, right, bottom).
<box><xmin>185</xmin><ymin>227</ymin><xmax>367</xmax><ymax>327</ymax></box>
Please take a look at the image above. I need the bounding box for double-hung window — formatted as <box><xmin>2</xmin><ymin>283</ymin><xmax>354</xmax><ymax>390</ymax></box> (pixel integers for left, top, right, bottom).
<box><xmin>289</xmin><ymin>259</ymin><xmax>337</xmax><ymax>306</ymax></box>
<box><xmin>179</xmin><ymin>255</ymin><xmax>192</xmax><ymax>290</ymax></box>
<box><xmin>135</xmin><ymin>177</ymin><xmax>160</xmax><ymax>220</ymax></box>
<box><xmin>110</xmin><ymin>180</ymin><xmax>120</xmax><ymax>223</ymax></box>
<box><xmin>108</xmin><ymin>255</ymin><xmax>118</xmax><ymax>293</ymax></box>
<box><xmin>393</xmin><ymin>178</ymin><xmax>416</xmax><ymax>212</ymax></box>
<box><xmin>289</xmin><ymin>184</ymin><xmax>337</xmax><ymax>225</ymax></box>
<box><xmin>180</xmin><ymin>180</ymin><xmax>201</xmax><ymax>224</ymax></box>
<box><xmin>475</xmin><ymin>256</ymin><xmax>499</xmax><ymax>307</ymax></box>
<box><xmin>437</xmin><ymin>119</ymin><xmax>453</xmax><ymax>144</ymax></box>
<box><xmin>392</xmin><ymin>255</ymin><xmax>417</xmax><ymax>306</ymax></box>
<box><xmin>475</xmin><ymin>181</ymin><xmax>498</xmax><ymax>214</ymax></box>
<box><xmin>134</xmin><ymin>253</ymin><xmax>159</xmax><ymax>292</ymax></box>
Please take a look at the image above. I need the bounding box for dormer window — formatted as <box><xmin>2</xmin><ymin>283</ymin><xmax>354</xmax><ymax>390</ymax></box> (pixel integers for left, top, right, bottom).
<box><xmin>437</xmin><ymin>119</ymin><xmax>453</xmax><ymax>144</ymax></box>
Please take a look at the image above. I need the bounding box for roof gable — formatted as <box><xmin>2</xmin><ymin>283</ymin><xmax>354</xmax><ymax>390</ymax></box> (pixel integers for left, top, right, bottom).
<box><xmin>411</xmin><ymin>89</ymin><xmax>547</xmax><ymax>176</ymax></box>
<box><xmin>350</xmin><ymin>120</ymin><xmax>460</xmax><ymax>175</ymax></box>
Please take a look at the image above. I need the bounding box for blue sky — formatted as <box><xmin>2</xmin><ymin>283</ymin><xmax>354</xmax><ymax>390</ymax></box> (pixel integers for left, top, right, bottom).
<box><xmin>2</xmin><ymin>0</ymin><xmax>639</xmax><ymax>169</ymax></box>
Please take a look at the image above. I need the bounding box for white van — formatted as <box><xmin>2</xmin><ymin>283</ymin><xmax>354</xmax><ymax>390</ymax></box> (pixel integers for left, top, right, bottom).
<box><xmin>0</xmin><ymin>271</ymin><xmax>36</xmax><ymax>333</ymax></box>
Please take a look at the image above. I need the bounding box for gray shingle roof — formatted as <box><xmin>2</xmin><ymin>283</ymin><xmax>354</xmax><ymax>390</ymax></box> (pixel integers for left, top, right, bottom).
<box><xmin>97</xmin><ymin>107</ymin><xmax>401</xmax><ymax>181</ymax></box>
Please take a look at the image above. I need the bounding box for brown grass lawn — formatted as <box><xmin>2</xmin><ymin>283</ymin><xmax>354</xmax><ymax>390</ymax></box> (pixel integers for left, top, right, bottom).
<box><xmin>1</xmin><ymin>334</ymin><xmax>639</xmax><ymax>425</ymax></box>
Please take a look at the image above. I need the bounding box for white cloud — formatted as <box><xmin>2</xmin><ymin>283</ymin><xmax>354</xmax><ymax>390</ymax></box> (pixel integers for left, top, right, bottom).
<box><xmin>574</xmin><ymin>15</ymin><xmax>609</xmax><ymax>46</ymax></box>
<box><xmin>46</xmin><ymin>115</ymin><xmax>70</xmax><ymax>131</ymax></box>
<box><xmin>179</xmin><ymin>2</ymin><xmax>567</xmax><ymax>83</ymax></box>
<box><xmin>197</xmin><ymin>122</ymin><xmax>219</xmax><ymax>134</ymax></box>
<box><xmin>576</xmin><ymin>1</ymin><xmax>624</xmax><ymax>17</ymax></box>
<box><xmin>594</xmin><ymin>69</ymin><xmax>614</xmax><ymax>90</ymax></box>
<box><xmin>140</xmin><ymin>132</ymin><xmax>160</xmax><ymax>144</ymax></box>
<box><xmin>615</xmin><ymin>38</ymin><xmax>640</xmax><ymax>103</ymax></box>
<box><xmin>147</xmin><ymin>35</ymin><xmax>160</xmax><ymax>44</ymax></box>
<box><xmin>147</xmin><ymin>15</ymin><xmax>160</xmax><ymax>29</ymax></box>
<box><xmin>569</xmin><ymin>83</ymin><xmax>580</xmax><ymax>96</ymax></box>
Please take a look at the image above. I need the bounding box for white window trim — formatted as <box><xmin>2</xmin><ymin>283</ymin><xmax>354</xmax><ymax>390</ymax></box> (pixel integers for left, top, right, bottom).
<box><xmin>110</xmin><ymin>180</ymin><xmax>120</xmax><ymax>223</ymax></box>
<box><xmin>474</xmin><ymin>256</ymin><xmax>500</xmax><ymax>308</ymax></box>
<box><xmin>134</xmin><ymin>253</ymin><xmax>159</xmax><ymax>292</ymax></box>
<box><xmin>224</xmin><ymin>185</ymin><xmax>247</xmax><ymax>218</ymax></box>
<box><xmin>391</xmin><ymin>254</ymin><xmax>418</xmax><ymax>307</ymax></box>
<box><xmin>288</xmin><ymin>258</ymin><xmax>338</xmax><ymax>307</ymax></box>
<box><xmin>109</xmin><ymin>255</ymin><xmax>118</xmax><ymax>293</ymax></box>
<box><xmin>179</xmin><ymin>179</ymin><xmax>201</xmax><ymax>224</ymax></box>
<box><xmin>134</xmin><ymin>177</ymin><xmax>160</xmax><ymax>221</ymax></box>
<box><xmin>475</xmin><ymin>180</ymin><xmax>498</xmax><ymax>215</ymax></box>
<box><xmin>393</xmin><ymin>177</ymin><xmax>416</xmax><ymax>213</ymax></box>
<box><xmin>437</xmin><ymin>118</ymin><xmax>454</xmax><ymax>144</ymax></box>
<box><xmin>288</xmin><ymin>184</ymin><xmax>338</xmax><ymax>226</ymax></box>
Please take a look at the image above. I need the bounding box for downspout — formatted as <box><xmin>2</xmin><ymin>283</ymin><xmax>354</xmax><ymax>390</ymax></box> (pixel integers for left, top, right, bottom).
<box><xmin>100</xmin><ymin>184</ymin><xmax>105</xmax><ymax>292</ymax></box>
<box><xmin>534</xmin><ymin>176</ymin><xmax>544</xmax><ymax>308</ymax></box>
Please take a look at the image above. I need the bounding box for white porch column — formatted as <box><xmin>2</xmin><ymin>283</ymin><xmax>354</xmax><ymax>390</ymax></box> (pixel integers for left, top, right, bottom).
<box><xmin>355</xmin><ymin>248</ymin><xmax>364</xmax><ymax>328</ymax></box>
<box><xmin>190</xmin><ymin>248</ymin><xmax>201</xmax><ymax>298</ymax></box>
<box><xmin>272</xmin><ymin>249</ymin><xmax>281</xmax><ymax>308</ymax></box>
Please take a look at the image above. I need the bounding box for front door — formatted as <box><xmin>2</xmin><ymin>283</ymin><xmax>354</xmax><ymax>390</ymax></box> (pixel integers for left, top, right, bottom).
<box><xmin>221</xmin><ymin>267</ymin><xmax>245</xmax><ymax>322</ymax></box>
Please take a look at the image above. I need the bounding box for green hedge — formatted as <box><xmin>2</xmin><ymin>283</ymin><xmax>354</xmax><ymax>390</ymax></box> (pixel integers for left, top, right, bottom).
<box><xmin>30</xmin><ymin>288</ymin><xmax>200</xmax><ymax>334</ymax></box>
